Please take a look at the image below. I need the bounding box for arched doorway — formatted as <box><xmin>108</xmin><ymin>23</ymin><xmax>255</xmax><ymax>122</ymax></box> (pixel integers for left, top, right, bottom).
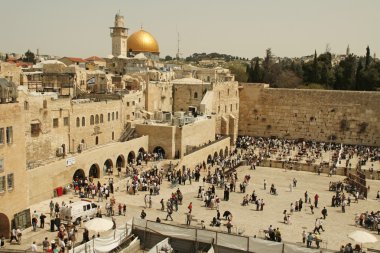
<box><xmin>207</xmin><ymin>155</ymin><xmax>212</xmax><ymax>164</ymax></box>
<box><xmin>89</xmin><ymin>164</ymin><xmax>100</xmax><ymax>178</ymax></box>
<box><xmin>127</xmin><ymin>151</ymin><xmax>135</xmax><ymax>165</ymax></box>
<box><xmin>213</xmin><ymin>151</ymin><xmax>218</xmax><ymax>161</ymax></box>
<box><xmin>0</xmin><ymin>213</ymin><xmax>10</xmax><ymax>239</ymax></box>
<box><xmin>225</xmin><ymin>147</ymin><xmax>229</xmax><ymax>157</ymax></box>
<box><xmin>116</xmin><ymin>155</ymin><xmax>125</xmax><ymax>168</ymax></box>
<box><xmin>73</xmin><ymin>169</ymin><xmax>85</xmax><ymax>181</ymax></box>
<box><xmin>153</xmin><ymin>146</ymin><xmax>165</xmax><ymax>159</ymax></box>
<box><xmin>104</xmin><ymin>159</ymin><xmax>113</xmax><ymax>175</ymax></box>
<box><xmin>219</xmin><ymin>149</ymin><xmax>224</xmax><ymax>159</ymax></box>
<box><xmin>137</xmin><ymin>148</ymin><xmax>145</xmax><ymax>162</ymax></box>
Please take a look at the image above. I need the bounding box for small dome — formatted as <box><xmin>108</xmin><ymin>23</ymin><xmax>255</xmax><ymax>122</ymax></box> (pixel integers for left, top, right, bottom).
<box><xmin>127</xmin><ymin>29</ymin><xmax>159</xmax><ymax>54</ymax></box>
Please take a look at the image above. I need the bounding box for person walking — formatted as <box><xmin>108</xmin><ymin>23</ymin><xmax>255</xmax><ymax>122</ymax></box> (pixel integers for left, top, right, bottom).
<box><xmin>166</xmin><ymin>207</ymin><xmax>173</xmax><ymax>221</ymax></box>
<box><xmin>321</xmin><ymin>207</ymin><xmax>328</xmax><ymax>219</ymax></box>
<box><xmin>186</xmin><ymin>212</ymin><xmax>192</xmax><ymax>226</ymax></box>
<box><xmin>188</xmin><ymin>202</ymin><xmax>193</xmax><ymax>213</ymax></box>
<box><xmin>314</xmin><ymin>194</ymin><xmax>319</xmax><ymax>208</ymax></box>
<box><xmin>264</xmin><ymin>179</ymin><xmax>267</xmax><ymax>190</ymax></box>
<box><xmin>39</xmin><ymin>213</ymin><xmax>46</xmax><ymax>228</ymax></box>
<box><xmin>9</xmin><ymin>228</ymin><xmax>18</xmax><ymax>244</ymax></box>
<box><xmin>31</xmin><ymin>241</ymin><xmax>38</xmax><ymax>252</ymax></box>
<box><xmin>306</xmin><ymin>233</ymin><xmax>313</xmax><ymax>248</ymax></box>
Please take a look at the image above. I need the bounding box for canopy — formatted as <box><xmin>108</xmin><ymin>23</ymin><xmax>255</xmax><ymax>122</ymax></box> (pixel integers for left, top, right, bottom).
<box><xmin>348</xmin><ymin>230</ymin><xmax>378</xmax><ymax>244</ymax></box>
<box><xmin>85</xmin><ymin>218</ymin><xmax>113</xmax><ymax>233</ymax></box>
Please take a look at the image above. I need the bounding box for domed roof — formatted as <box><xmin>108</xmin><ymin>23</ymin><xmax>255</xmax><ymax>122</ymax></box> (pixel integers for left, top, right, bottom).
<box><xmin>127</xmin><ymin>29</ymin><xmax>159</xmax><ymax>54</ymax></box>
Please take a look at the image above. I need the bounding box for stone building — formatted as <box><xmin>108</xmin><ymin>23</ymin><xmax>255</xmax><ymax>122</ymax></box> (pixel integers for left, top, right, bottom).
<box><xmin>172</xmin><ymin>67</ymin><xmax>239</xmax><ymax>143</ymax></box>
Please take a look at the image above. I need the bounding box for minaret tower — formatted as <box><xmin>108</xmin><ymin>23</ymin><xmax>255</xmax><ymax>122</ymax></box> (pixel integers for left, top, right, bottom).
<box><xmin>110</xmin><ymin>12</ymin><xmax>128</xmax><ymax>57</ymax></box>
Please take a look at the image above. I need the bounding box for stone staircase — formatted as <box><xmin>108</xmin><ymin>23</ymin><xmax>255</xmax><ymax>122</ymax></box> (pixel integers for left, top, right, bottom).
<box><xmin>119</xmin><ymin>123</ymin><xmax>136</xmax><ymax>142</ymax></box>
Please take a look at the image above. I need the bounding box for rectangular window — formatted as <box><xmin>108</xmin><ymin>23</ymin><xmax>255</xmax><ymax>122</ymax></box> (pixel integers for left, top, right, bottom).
<box><xmin>63</xmin><ymin>117</ymin><xmax>69</xmax><ymax>126</ymax></box>
<box><xmin>0</xmin><ymin>128</ymin><xmax>4</xmax><ymax>144</ymax></box>
<box><xmin>0</xmin><ymin>159</ymin><xmax>3</xmax><ymax>173</ymax></box>
<box><xmin>7</xmin><ymin>173</ymin><xmax>13</xmax><ymax>190</ymax></box>
<box><xmin>31</xmin><ymin>123</ymin><xmax>40</xmax><ymax>137</ymax></box>
<box><xmin>0</xmin><ymin>176</ymin><xmax>5</xmax><ymax>193</ymax></box>
<box><xmin>53</xmin><ymin>118</ymin><xmax>59</xmax><ymax>128</ymax></box>
<box><xmin>6</xmin><ymin>127</ymin><xmax>13</xmax><ymax>144</ymax></box>
<box><xmin>230</xmin><ymin>104</ymin><xmax>233</xmax><ymax>112</ymax></box>
<box><xmin>127</xmin><ymin>102</ymin><xmax>130</xmax><ymax>106</ymax></box>
<box><xmin>132</xmin><ymin>101</ymin><xmax>135</xmax><ymax>106</ymax></box>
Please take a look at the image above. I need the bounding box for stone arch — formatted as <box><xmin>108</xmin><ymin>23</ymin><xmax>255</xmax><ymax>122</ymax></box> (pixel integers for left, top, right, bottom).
<box><xmin>225</xmin><ymin>146</ymin><xmax>229</xmax><ymax>157</ymax></box>
<box><xmin>90</xmin><ymin>115</ymin><xmax>94</xmax><ymax>125</ymax></box>
<box><xmin>153</xmin><ymin>146</ymin><xmax>165</xmax><ymax>159</ymax></box>
<box><xmin>89</xmin><ymin>164</ymin><xmax>100</xmax><ymax>178</ymax></box>
<box><xmin>95</xmin><ymin>114</ymin><xmax>99</xmax><ymax>124</ymax></box>
<box><xmin>116</xmin><ymin>155</ymin><xmax>125</xmax><ymax>168</ymax></box>
<box><xmin>219</xmin><ymin>149</ymin><xmax>224</xmax><ymax>158</ymax></box>
<box><xmin>127</xmin><ymin>151</ymin><xmax>135</xmax><ymax>164</ymax></box>
<box><xmin>213</xmin><ymin>151</ymin><xmax>218</xmax><ymax>161</ymax></box>
<box><xmin>73</xmin><ymin>169</ymin><xmax>85</xmax><ymax>181</ymax></box>
<box><xmin>100</xmin><ymin>114</ymin><xmax>104</xmax><ymax>123</ymax></box>
<box><xmin>137</xmin><ymin>147</ymin><xmax>145</xmax><ymax>161</ymax></box>
<box><xmin>207</xmin><ymin>155</ymin><xmax>212</xmax><ymax>164</ymax></box>
<box><xmin>76</xmin><ymin>117</ymin><xmax>80</xmax><ymax>127</ymax></box>
<box><xmin>0</xmin><ymin>213</ymin><xmax>10</xmax><ymax>239</ymax></box>
<box><xmin>82</xmin><ymin>117</ymin><xmax>86</xmax><ymax>126</ymax></box>
<box><xmin>104</xmin><ymin>159</ymin><xmax>113</xmax><ymax>174</ymax></box>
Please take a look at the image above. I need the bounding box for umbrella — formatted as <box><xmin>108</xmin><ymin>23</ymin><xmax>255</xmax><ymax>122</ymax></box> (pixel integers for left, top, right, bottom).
<box><xmin>348</xmin><ymin>230</ymin><xmax>378</xmax><ymax>244</ymax></box>
<box><xmin>85</xmin><ymin>218</ymin><xmax>113</xmax><ymax>233</ymax></box>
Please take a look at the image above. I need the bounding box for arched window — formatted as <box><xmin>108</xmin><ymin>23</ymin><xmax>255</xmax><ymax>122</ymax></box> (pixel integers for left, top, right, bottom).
<box><xmin>116</xmin><ymin>112</ymin><xmax>119</xmax><ymax>120</ymax></box>
<box><xmin>100</xmin><ymin>114</ymin><xmax>103</xmax><ymax>123</ymax></box>
<box><xmin>95</xmin><ymin>115</ymin><xmax>99</xmax><ymax>124</ymax></box>
<box><xmin>194</xmin><ymin>92</ymin><xmax>198</xmax><ymax>99</ymax></box>
<box><xmin>76</xmin><ymin>117</ymin><xmax>80</xmax><ymax>127</ymax></box>
<box><xmin>90</xmin><ymin>115</ymin><xmax>94</xmax><ymax>125</ymax></box>
<box><xmin>82</xmin><ymin>117</ymin><xmax>86</xmax><ymax>126</ymax></box>
<box><xmin>112</xmin><ymin>112</ymin><xmax>115</xmax><ymax>121</ymax></box>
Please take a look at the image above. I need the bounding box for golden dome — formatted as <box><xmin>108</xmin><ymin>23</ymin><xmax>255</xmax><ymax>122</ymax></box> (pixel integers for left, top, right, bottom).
<box><xmin>127</xmin><ymin>29</ymin><xmax>159</xmax><ymax>54</ymax></box>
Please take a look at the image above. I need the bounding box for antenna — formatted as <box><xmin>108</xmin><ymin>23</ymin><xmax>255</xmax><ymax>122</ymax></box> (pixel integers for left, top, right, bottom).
<box><xmin>176</xmin><ymin>32</ymin><xmax>181</xmax><ymax>60</ymax></box>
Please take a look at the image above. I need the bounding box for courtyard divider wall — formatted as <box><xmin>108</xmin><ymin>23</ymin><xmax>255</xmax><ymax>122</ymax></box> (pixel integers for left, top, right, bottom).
<box><xmin>132</xmin><ymin>217</ymin><xmax>339</xmax><ymax>253</ymax></box>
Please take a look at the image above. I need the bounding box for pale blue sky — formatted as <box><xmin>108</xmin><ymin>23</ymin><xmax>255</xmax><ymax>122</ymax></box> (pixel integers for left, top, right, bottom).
<box><xmin>0</xmin><ymin>0</ymin><xmax>379</xmax><ymax>59</ymax></box>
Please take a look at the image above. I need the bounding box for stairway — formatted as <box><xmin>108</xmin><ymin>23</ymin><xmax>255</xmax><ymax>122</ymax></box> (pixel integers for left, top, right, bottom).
<box><xmin>119</xmin><ymin>123</ymin><xmax>136</xmax><ymax>142</ymax></box>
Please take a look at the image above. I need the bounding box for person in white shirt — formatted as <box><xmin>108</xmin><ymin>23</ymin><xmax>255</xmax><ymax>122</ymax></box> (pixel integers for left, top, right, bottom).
<box><xmin>31</xmin><ymin>241</ymin><xmax>38</xmax><ymax>251</ymax></box>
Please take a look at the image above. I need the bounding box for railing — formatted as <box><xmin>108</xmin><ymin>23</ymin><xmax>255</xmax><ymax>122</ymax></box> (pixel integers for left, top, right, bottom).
<box><xmin>184</xmin><ymin>135</ymin><xmax>229</xmax><ymax>156</ymax></box>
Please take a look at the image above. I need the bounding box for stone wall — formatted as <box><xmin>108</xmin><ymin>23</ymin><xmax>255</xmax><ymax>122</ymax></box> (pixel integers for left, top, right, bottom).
<box><xmin>179</xmin><ymin>118</ymin><xmax>216</xmax><ymax>157</ymax></box>
<box><xmin>135</xmin><ymin>124</ymin><xmax>176</xmax><ymax>159</ymax></box>
<box><xmin>0</xmin><ymin>103</ymin><xmax>28</xmax><ymax>236</ymax></box>
<box><xmin>21</xmin><ymin>91</ymin><xmax>145</xmax><ymax>167</ymax></box>
<box><xmin>135</xmin><ymin>118</ymin><xmax>216</xmax><ymax>159</ymax></box>
<box><xmin>239</xmin><ymin>84</ymin><xmax>380</xmax><ymax>145</ymax></box>
<box><xmin>177</xmin><ymin>137</ymin><xmax>230</xmax><ymax>170</ymax></box>
<box><xmin>27</xmin><ymin>136</ymin><xmax>148</xmax><ymax>204</ymax></box>
<box><xmin>145</xmin><ymin>81</ymin><xmax>173</xmax><ymax>112</ymax></box>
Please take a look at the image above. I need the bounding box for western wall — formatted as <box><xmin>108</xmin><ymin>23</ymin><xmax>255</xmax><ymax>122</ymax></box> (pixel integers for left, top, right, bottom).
<box><xmin>238</xmin><ymin>83</ymin><xmax>380</xmax><ymax>145</ymax></box>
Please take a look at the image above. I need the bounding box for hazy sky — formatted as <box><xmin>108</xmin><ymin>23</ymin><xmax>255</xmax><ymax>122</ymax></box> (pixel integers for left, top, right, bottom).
<box><xmin>1</xmin><ymin>0</ymin><xmax>379</xmax><ymax>59</ymax></box>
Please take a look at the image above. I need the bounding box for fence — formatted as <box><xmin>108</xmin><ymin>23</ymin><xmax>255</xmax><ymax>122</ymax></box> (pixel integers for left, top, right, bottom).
<box><xmin>132</xmin><ymin>218</ymin><xmax>339</xmax><ymax>253</ymax></box>
<box><xmin>70</xmin><ymin>221</ymin><xmax>132</xmax><ymax>253</ymax></box>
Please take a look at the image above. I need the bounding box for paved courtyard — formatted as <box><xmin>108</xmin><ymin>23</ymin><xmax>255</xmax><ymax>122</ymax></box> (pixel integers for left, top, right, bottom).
<box><xmin>4</xmin><ymin>164</ymin><xmax>380</xmax><ymax>252</ymax></box>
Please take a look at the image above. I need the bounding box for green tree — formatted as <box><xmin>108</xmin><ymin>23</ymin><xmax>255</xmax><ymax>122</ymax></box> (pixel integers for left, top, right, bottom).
<box><xmin>164</xmin><ymin>55</ymin><xmax>173</xmax><ymax>61</ymax></box>
<box><xmin>23</xmin><ymin>50</ymin><xmax>36</xmax><ymax>63</ymax></box>
<box><xmin>334</xmin><ymin>54</ymin><xmax>357</xmax><ymax>90</ymax></box>
<box><xmin>365</xmin><ymin>46</ymin><xmax>371</xmax><ymax>69</ymax></box>
<box><xmin>250</xmin><ymin>59</ymin><xmax>263</xmax><ymax>82</ymax></box>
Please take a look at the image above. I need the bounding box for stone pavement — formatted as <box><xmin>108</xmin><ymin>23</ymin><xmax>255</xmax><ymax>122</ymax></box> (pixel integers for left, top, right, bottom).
<box><xmin>3</xmin><ymin>164</ymin><xmax>380</xmax><ymax>252</ymax></box>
